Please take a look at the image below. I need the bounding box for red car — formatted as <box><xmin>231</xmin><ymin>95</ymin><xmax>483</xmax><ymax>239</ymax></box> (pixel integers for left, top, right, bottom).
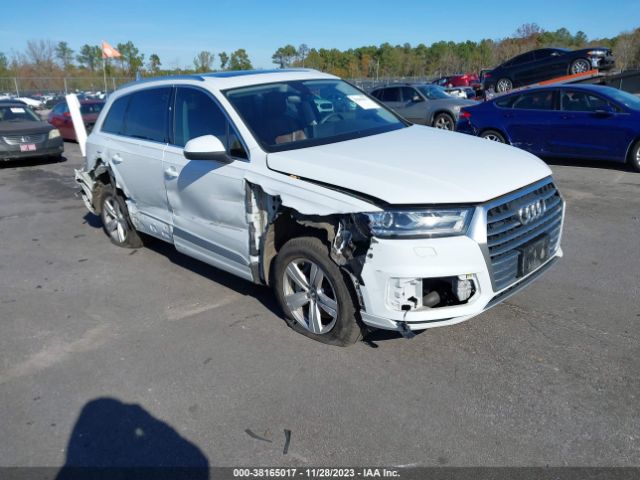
<box><xmin>48</xmin><ymin>99</ymin><xmax>105</xmax><ymax>141</ymax></box>
<box><xmin>433</xmin><ymin>73</ymin><xmax>481</xmax><ymax>90</ymax></box>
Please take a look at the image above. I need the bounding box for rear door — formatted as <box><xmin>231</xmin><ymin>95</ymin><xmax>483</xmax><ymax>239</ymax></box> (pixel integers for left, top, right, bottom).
<box><xmin>502</xmin><ymin>90</ymin><xmax>559</xmax><ymax>154</ymax></box>
<box><xmin>163</xmin><ymin>86</ymin><xmax>253</xmax><ymax>280</ymax></box>
<box><xmin>550</xmin><ymin>89</ymin><xmax>631</xmax><ymax>160</ymax></box>
<box><xmin>101</xmin><ymin>87</ymin><xmax>172</xmax><ymax>234</ymax></box>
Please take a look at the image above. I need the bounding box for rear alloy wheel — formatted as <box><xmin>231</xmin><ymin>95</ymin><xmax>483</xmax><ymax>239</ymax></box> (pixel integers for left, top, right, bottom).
<box><xmin>433</xmin><ymin>112</ymin><xmax>455</xmax><ymax>131</ymax></box>
<box><xmin>273</xmin><ymin>237</ymin><xmax>362</xmax><ymax>346</ymax></box>
<box><xmin>480</xmin><ymin>130</ymin><xmax>506</xmax><ymax>143</ymax></box>
<box><xmin>496</xmin><ymin>78</ymin><xmax>513</xmax><ymax>93</ymax></box>
<box><xmin>99</xmin><ymin>184</ymin><xmax>143</xmax><ymax>248</ymax></box>
<box><xmin>570</xmin><ymin>58</ymin><xmax>591</xmax><ymax>74</ymax></box>
<box><xmin>629</xmin><ymin>141</ymin><xmax>640</xmax><ymax>172</ymax></box>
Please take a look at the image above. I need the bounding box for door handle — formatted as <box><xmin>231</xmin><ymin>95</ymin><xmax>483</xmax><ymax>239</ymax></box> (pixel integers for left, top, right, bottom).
<box><xmin>164</xmin><ymin>166</ymin><xmax>178</xmax><ymax>179</ymax></box>
<box><xmin>111</xmin><ymin>154</ymin><xmax>123</xmax><ymax>164</ymax></box>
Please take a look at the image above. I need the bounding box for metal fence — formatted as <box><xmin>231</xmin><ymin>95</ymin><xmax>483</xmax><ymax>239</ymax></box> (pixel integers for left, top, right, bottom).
<box><xmin>0</xmin><ymin>75</ymin><xmax>440</xmax><ymax>97</ymax></box>
<box><xmin>0</xmin><ymin>76</ymin><xmax>135</xmax><ymax>96</ymax></box>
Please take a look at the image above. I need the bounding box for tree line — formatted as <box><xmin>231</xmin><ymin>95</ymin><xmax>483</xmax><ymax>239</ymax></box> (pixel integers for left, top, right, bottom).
<box><xmin>1</xmin><ymin>24</ymin><xmax>639</xmax><ymax>85</ymax></box>
<box><xmin>0</xmin><ymin>40</ymin><xmax>254</xmax><ymax>82</ymax></box>
<box><xmin>272</xmin><ymin>24</ymin><xmax>640</xmax><ymax>78</ymax></box>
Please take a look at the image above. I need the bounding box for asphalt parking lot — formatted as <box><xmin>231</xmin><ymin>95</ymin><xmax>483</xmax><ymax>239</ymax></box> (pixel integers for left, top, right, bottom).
<box><xmin>1</xmin><ymin>141</ymin><xmax>639</xmax><ymax>468</ymax></box>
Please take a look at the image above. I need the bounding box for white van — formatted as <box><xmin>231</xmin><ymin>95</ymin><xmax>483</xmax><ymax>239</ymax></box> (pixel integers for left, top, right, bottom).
<box><xmin>75</xmin><ymin>69</ymin><xmax>565</xmax><ymax>346</ymax></box>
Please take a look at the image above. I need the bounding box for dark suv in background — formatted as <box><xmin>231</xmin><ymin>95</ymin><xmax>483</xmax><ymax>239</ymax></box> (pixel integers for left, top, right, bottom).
<box><xmin>483</xmin><ymin>47</ymin><xmax>615</xmax><ymax>93</ymax></box>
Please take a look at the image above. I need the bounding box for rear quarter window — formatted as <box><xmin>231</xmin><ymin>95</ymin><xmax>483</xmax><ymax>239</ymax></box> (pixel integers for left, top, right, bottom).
<box><xmin>125</xmin><ymin>88</ymin><xmax>171</xmax><ymax>142</ymax></box>
<box><xmin>101</xmin><ymin>96</ymin><xmax>129</xmax><ymax>135</ymax></box>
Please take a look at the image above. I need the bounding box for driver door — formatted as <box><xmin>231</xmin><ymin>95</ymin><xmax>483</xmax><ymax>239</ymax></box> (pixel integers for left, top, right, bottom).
<box><xmin>163</xmin><ymin>86</ymin><xmax>253</xmax><ymax>281</ymax></box>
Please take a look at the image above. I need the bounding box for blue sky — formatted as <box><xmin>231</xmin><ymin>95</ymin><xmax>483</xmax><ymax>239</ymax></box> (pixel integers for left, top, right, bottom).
<box><xmin>2</xmin><ymin>0</ymin><xmax>639</xmax><ymax>69</ymax></box>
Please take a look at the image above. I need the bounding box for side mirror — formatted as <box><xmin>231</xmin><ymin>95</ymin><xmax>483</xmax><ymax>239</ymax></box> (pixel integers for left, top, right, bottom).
<box><xmin>411</xmin><ymin>95</ymin><xmax>423</xmax><ymax>103</ymax></box>
<box><xmin>183</xmin><ymin>135</ymin><xmax>230</xmax><ymax>162</ymax></box>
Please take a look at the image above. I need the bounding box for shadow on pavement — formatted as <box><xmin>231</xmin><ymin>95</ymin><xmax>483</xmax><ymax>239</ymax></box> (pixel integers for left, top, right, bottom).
<box><xmin>55</xmin><ymin>397</ymin><xmax>209</xmax><ymax>479</ymax></box>
<box><xmin>81</xmin><ymin>212</ymin><xmax>281</xmax><ymax>318</ymax></box>
<box><xmin>0</xmin><ymin>155</ymin><xmax>66</xmax><ymax>169</ymax></box>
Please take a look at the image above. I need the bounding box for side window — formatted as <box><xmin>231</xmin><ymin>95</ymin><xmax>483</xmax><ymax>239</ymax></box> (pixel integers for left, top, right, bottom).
<box><xmin>101</xmin><ymin>95</ymin><xmax>129</xmax><ymax>135</ymax></box>
<box><xmin>511</xmin><ymin>91</ymin><xmax>555</xmax><ymax>110</ymax></box>
<box><xmin>401</xmin><ymin>87</ymin><xmax>418</xmax><ymax>102</ymax></box>
<box><xmin>124</xmin><ymin>87</ymin><xmax>171</xmax><ymax>142</ymax></box>
<box><xmin>561</xmin><ymin>91</ymin><xmax>609</xmax><ymax>112</ymax></box>
<box><xmin>380</xmin><ymin>88</ymin><xmax>401</xmax><ymax>102</ymax></box>
<box><xmin>174</xmin><ymin>87</ymin><xmax>248</xmax><ymax>159</ymax></box>
<box><xmin>534</xmin><ymin>49</ymin><xmax>553</xmax><ymax>60</ymax></box>
<box><xmin>494</xmin><ymin>95</ymin><xmax>517</xmax><ymax>108</ymax></box>
<box><xmin>371</xmin><ymin>90</ymin><xmax>383</xmax><ymax>100</ymax></box>
<box><xmin>509</xmin><ymin>52</ymin><xmax>535</xmax><ymax>66</ymax></box>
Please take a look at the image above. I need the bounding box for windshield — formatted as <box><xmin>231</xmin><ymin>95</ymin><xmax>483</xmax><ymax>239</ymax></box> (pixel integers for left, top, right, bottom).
<box><xmin>0</xmin><ymin>105</ymin><xmax>40</xmax><ymax>122</ymax></box>
<box><xmin>605</xmin><ymin>88</ymin><xmax>640</xmax><ymax>110</ymax></box>
<box><xmin>224</xmin><ymin>79</ymin><xmax>406</xmax><ymax>152</ymax></box>
<box><xmin>416</xmin><ymin>85</ymin><xmax>450</xmax><ymax>100</ymax></box>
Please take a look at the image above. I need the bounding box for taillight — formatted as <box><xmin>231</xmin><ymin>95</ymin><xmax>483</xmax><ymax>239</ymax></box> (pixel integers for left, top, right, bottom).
<box><xmin>459</xmin><ymin>110</ymin><xmax>472</xmax><ymax>120</ymax></box>
<box><xmin>484</xmin><ymin>73</ymin><xmax>492</xmax><ymax>78</ymax></box>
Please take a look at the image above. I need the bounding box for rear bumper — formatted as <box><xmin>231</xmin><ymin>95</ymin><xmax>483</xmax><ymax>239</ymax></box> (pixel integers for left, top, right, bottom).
<box><xmin>0</xmin><ymin>139</ymin><xmax>64</xmax><ymax>161</ymax></box>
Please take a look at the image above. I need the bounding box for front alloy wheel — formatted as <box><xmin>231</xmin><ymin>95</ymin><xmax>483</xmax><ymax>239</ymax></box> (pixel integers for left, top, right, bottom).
<box><xmin>273</xmin><ymin>236</ymin><xmax>362</xmax><ymax>346</ymax></box>
<box><xmin>283</xmin><ymin>259</ymin><xmax>338</xmax><ymax>335</ymax></box>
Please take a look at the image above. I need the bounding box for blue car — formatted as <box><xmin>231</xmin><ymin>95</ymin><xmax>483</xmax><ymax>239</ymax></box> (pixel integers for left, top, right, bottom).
<box><xmin>456</xmin><ymin>84</ymin><xmax>640</xmax><ymax>172</ymax></box>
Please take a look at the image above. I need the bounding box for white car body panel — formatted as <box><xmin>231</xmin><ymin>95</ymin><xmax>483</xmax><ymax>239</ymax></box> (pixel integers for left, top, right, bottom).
<box><xmin>78</xmin><ymin>69</ymin><xmax>565</xmax><ymax>335</ymax></box>
<box><xmin>267</xmin><ymin>124</ymin><xmax>552</xmax><ymax>204</ymax></box>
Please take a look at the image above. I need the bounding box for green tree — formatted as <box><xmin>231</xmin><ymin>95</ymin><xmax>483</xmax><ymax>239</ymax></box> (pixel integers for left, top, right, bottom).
<box><xmin>148</xmin><ymin>53</ymin><xmax>161</xmax><ymax>74</ymax></box>
<box><xmin>218</xmin><ymin>51</ymin><xmax>229</xmax><ymax>70</ymax></box>
<box><xmin>297</xmin><ymin>43</ymin><xmax>309</xmax><ymax>66</ymax></box>
<box><xmin>55</xmin><ymin>41</ymin><xmax>74</xmax><ymax>69</ymax></box>
<box><xmin>193</xmin><ymin>51</ymin><xmax>214</xmax><ymax>72</ymax></box>
<box><xmin>228</xmin><ymin>49</ymin><xmax>253</xmax><ymax>70</ymax></box>
<box><xmin>76</xmin><ymin>44</ymin><xmax>102</xmax><ymax>72</ymax></box>
<box><xmin>272</xmin><ymin>44</ymin><xmax>297</xmax><ymax>68</ymax></box>
<box><xmin>117</xmin><ymin>41</ymin><xmax>144</xmax><ymax>76</ymax></box>
<box><xmin>0</xmin><ymin>52</ymin><xmax>8</xmax><ymax>74</ymax></box>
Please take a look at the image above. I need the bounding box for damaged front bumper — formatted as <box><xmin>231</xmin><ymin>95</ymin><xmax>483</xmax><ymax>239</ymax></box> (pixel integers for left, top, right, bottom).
<box><xmin>356</xmin><ymin>185</ymin><xmax>564</xmax><ymax>332</ymax></box>
<box><xmin>358</xmin><ymin>234</ymin><xmax>563</xmax><ymax>331</ymax></box>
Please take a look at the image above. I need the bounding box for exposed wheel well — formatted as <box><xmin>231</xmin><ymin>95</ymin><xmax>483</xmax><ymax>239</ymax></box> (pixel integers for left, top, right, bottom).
<box><xmin>261</xmin><ymin>210</ymin><xmax>333</xmax><ymax>286</ymax></box>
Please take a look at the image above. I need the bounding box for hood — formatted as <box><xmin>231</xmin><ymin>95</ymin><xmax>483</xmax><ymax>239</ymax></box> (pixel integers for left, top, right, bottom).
<box><xmin>0</xmin><ymin>120</ymin><xmax>53</xmax><ymax>135</ymax></box>
<box><xmin>267</xmin><ymin>125</ymin><xmax>552</xmax><ymax>205</ymax></box>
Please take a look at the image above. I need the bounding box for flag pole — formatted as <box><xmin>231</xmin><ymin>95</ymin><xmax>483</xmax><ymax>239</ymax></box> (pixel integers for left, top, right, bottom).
<box><xmin>103</xmin><ymin>56</ymin><xmax>108</xmax><ymax>94</ymax></box>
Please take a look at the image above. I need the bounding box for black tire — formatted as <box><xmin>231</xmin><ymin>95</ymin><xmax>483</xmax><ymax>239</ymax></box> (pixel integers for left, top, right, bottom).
<box><xmin>273</xmin><ymin>236</ymin><xmax>363</xmax><ymax>346</ymax></box>
<box><xmin>480</xmin><ymin>129</ymin><xmax>507</xmax><ymax>143</ymax></box>
<box><xmin>570</xmin><ymin>58</ymin><xmax>591</xmax><ymax>75</ymax></box>
<box><xmin>433</xmin><ymin>112</ymin><xmax>455</xmax><ymax>131</ymax></box>
<box><xmin>629</xmin><ymin>141</ymin><xmax>640</xmax><ymax>172</ymax></box>
<box><xmin>98</xmin><ymin>183</ymin><xmax>143</xmax><ymax>248</ymax></box>
<box><xmin>495</xmin><ymin>78</ymin><xmax>513</xmax><ymax>93</ymax></box>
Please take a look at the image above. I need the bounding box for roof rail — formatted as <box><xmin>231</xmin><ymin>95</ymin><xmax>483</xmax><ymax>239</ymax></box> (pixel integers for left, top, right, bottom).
<box><xmin>117</xmin><ymin>74</ymin><xmax>205</xmax><ymax>90</ymax></box>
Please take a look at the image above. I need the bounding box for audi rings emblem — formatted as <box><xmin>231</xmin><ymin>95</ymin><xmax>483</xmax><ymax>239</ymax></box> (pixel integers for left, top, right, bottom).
<box><xmin>518</xmin><ymin>199</ymin><xmax>546</xmax><ymax>225</ymax></box>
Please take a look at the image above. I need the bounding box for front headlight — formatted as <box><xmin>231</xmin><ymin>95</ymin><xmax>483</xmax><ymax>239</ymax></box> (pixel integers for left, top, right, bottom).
<box><xmin>363</xmin><ymin>208</ymin><xmax>474</xmax><ymax>238</ymax></box>
<box><xmin>587</xmin><ymin>50</ymin><xmax>607</xmax><ymax>56</ymax></box>
<box><xmin>48</xmin><ymin>129</ymin><xmax>60</xmax><ymax>139</ymax></box>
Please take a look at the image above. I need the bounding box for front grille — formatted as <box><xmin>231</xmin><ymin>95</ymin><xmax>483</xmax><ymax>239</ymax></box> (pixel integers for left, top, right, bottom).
<box><xmin>3</xmin><ymin>134</ymin><xmax>47</xmax><ymax>145</ymax></box>
<box><xmin>486</xmin><ymin>180</ymin><xmax>563</xmax><ymax>291</ymax></box>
